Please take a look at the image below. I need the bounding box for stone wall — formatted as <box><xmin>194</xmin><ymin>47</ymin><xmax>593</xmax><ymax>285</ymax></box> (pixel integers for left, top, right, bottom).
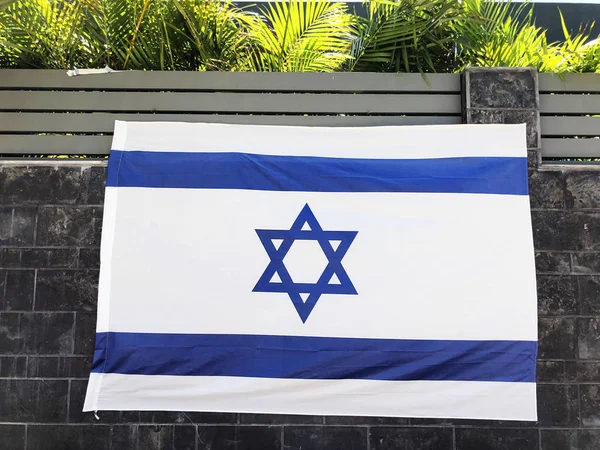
<box><xmin>1</xmin><ymin>163</ymin><xmax>600</xmax><ymax>450</ymax></box>
<box><xmin>1</xmin><ymin>68</ymin><xmax>600</xmax><ymax>450</ymax></box>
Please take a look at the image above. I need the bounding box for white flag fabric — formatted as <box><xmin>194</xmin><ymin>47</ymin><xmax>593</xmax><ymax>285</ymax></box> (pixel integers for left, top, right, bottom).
<box><xmin>84</xmin><ymin>121</ymin><xmax>537</xmax><ymax>421</ymax></box>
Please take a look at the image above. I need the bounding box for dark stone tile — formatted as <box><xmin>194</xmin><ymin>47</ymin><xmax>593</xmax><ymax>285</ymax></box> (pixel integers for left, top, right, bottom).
<box><xmin>86</xmin><ymin>166</ymin><xmax>107</xmax><ymax>204</ymax></box>
<box><xmin>0</xmin><ymin>379</ymin><xmax>68</xmax><ymax>422</ymax></box>
<box><xmin>576</xmin><ymin>361</ymin><xmax>600</xmax><ymax>383</ymax></box>
<box><xmin>578</xmin><ymin>318</ymin><xmax>600</xmax><ymax>359</ymax></box>
<box><xmin>140</xmin><ymin>411</ymin><xmax>237</xmax><ymax>424</ymax></box>
<box><xmin>579</xmin><ymin>429</ymin><xmax>600</xmax><ymax>450</ymax></box>
<box><xmin>197</xmin><ymin>425</ymin><xmax>282</xmax><ymax>450</ymax></box>
<box><xmin>567</xmin><ymin>213</ymin><xmax>600</xmax><ymax>251</ymax></box>
<box><xmin>0</xmin><ymin>424</ymin><xmax>26</xmax><ymax>450</ymax></box>
<box><xmin>532</xmin><ymin>211</ymin><xmax>569</xmax><ymax>251</ymax></box>
<box><xmin>535</xmin><ymin>252</ymin><xmax>570</xmax><ymax>274</ymax></box>
<box><xmin>1</xmin><ymin>166</ymin><xmax>50</xmax><ymax>204</ymax></box>
<box><xmin>1</xmin><ymin>248</ymin><xmax>21</xmax><ymax>267</ymax></box>
<box><xmin>37</xmin><ymin>207</ymin><xmax>102</xmax><ymax>246</ymax></box>
<box><xmin>74</xmin><ymin>312</ymin><xmax>97</xmax><ymax>355</ymax></box>
<box><xmin>566</xmin><ymin>172</ymin><xmax>600</xmax><ymax>209</ymax></box>
<box><xmin>27</xmin><ymin>356</ymin><xmax>91</xmax><ymax>378</ymax></box>
<box><xmin>529</xmin><ymin>171</ymin><xmax>565</xmax><ymax>210</ymax></box>
<box><xmin>528</xmin><ymin>150</ymin><xmax>540</xmax><ymax>170</ymax></box>
<box><xmin>0</xmin><ymin>206</ymin><xmax>11</xmax><ymax>246</ymax></box>
<box><xmin>538</xmin><ymin>317</ymin><xmax>576</xmax><ymax>359</ymax></box>
<box><xmin>466</xmin><ymin>109</ymin><xmax>503</xmax><ymax>125</ymax></box>
<box><xmin>540</xmin><ymin>429</ymin><xmax>578</xmax><ymax>450</ymax></box>
<box><xmin>580</xmin><ymin>384</ymin><xmax>600</xmax><ymax>427</ymax></box>
<box><xmin>370</xmin><ymin>427</ymin><xmax>453</xmax><ymax>450</ymax></box>
<box><xmin>240</xmin><ymin>413</ymin><xmax>322</xmax><ymax>424</ymax></box>
<box><xmin>537</xmin><ymin>275</ymin><xmax>578</xmax><ymax>315</ymax></box>
<box><xmin>284</xmin><ymin>426</ymin><xmax>366</xmax><ymax>450</ymax></box>
<box><xmin>174</xmin><ymin>426</ymin><xmax>197</xmax><ymax>450</ymax></box>
<box><xmin>467</xmin><ymin>68</ymin><xmax>537</xmax><ymax>109</ymax></box>
<box><xmin>578</xmin><ymin>276</ymin><xmax>600</xmax><ymax>314</ymax></box>
<box><xmin>232</xmin><ymin>426</ymin><xmax>282</xmax><ymax>450</ymax></box>
<box><xmin>35</xmin><ymin>270</ymin><xmax>98</xmax><ymax>312</ymax></box>
<box><xmin>0</xmin><ymin>313</ymin><xmax>24</xmax><ymax>354</ymax></box>
<box><xmin>325</xmin><ymin>416</ymin><xmax>408</xmax><ymax>425</ymax></box>
<box><xmin>0</xmin><ymin>356</ymin><xmax>26</xmax><ymax>377</ymax></box>
<box><xmin>542</xmin><ymin>429</ymin><xmax>600</xmax><ymax>450</ymax></box>
<box><xmin>11</xmin><ymin>207</ymin><xmax>36</xmax><ymax>245</ymax></box>
<box><xmin>573</xmin><ymin>254</ymin><xmax>600</xmax><ymax>274</ymax></box>
<box><xmin>537</xmin><ymin>384</ymin><xmax>579</xmax><ymax>427</ymax></box>
<box><xmin>138</xmin><ymin>425</ymin><xmax>174</xmax><ymax>450</ymax></box>
<box><xmin>79</xmin><ymin>248</ymin><xmax>100</xmax><ymax>269</ymax></box>
<box><xmin>19</xmin><ymin>248</ymin><xmax>78</xmax><ymax>268</ymax></box>
<box><xmin>21</xmin><ymin>312</ymin><xmax>74</xmax><ymax>355</ymax></box>
<box><xmin>110</xmin><ymin>425</ymin><xmax>138</xmax><ymax>450</ymax></box>
<box><xmin>503</xmin><ymin>109</ymin><xmax>540</xmax><ymax>149</ymax></box>
<box><xmin>2</xmin><ymin>166</ymin><xmax>85</xmax><ymax>205</ymax></box>
<box><xmin>455</xmin><ymin>428</ymin><xmax>538</xmax><ymax>450</ymax></box>
<box><xmin>532</xmin><ymin>211</ymin><xmax>600</xmax><ymax>251</ymax></box>
<box><xmin>197</xmin><ymin>426</ymin><xmax>236</xmax><ymax>450</ymax></box>
<box><xmin>0</xmin><ymin>270</ymin><xmax>5</xmax><ymax>309</ymax></box>
<box><xmin>537</xmin><ymin>361</ymin><xmax>567</xmax><ymax>383</ymax></box>
<box><xmin>27</xmin><ymin>425</ymin><xmax>110</xmax><ymax>450</ymax></box>
<box><xmin>5</xmin><ymin>269</ymin><xmax>35</xmax><ymax>310</ymax></box>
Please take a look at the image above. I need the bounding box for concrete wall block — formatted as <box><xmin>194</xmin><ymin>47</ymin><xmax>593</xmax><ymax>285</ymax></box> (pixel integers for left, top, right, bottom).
<box><xmin>1</xmin><ymin>166</ymin><xmax>85</xmax><ymax>205</ymax></box>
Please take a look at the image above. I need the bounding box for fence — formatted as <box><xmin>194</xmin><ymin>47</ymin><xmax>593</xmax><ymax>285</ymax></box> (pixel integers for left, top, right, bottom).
<box><xmin>0</xmin><ymin>70</ymin><xmax>463</xmax><ymax>156</ymax></box>
<box><xmin>1</xmin><ymin>69</ymin><xmax>599</xmax><ymax>160</ymax></box>
<box><xmin>539</xmin><ymin>73</ymin><xmax>600</xmax><ymax>159</ymax></box>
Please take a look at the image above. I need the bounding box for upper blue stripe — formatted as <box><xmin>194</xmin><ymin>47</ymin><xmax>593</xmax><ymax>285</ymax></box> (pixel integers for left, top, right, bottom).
<box><xmin>91</xmin><ymin>332</ymin><xmax>537</xmax><ymax>383</ymax></box>
<box><xmin>106</xmin><ymin>150</ymin><xmax>529</xmax><ymax>195</ymax></box>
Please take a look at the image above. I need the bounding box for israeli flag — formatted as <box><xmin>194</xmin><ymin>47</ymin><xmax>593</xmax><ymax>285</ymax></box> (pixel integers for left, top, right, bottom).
<box><xmin>84</xmin><ymin>121</ymin><xmax>537</xmax><ymax>421</ymax></box>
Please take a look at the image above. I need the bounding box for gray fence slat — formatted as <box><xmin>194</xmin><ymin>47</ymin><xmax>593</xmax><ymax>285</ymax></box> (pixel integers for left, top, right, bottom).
<box><xmin>0</xmin><ymin>135</ymin><xmax>112</xmax><ymax>155</ymax></box>
<box><xmin>539</xmin><ymin>73</ymin><xmax>600</xmax><ymax>93</ymax></box>
<box><xmin>0</xmin><ymin>91</ymin><xmax>461</xmax><ymax>114</ymax></box>
<box><xmin>0</xmin><ymin>112</ymin><xmax>461</xmax><ymax>133</ymax></box>
<box><xmin>541</xmin><ymin>116</ymin><xmax>600</xmax><ymax>136</ymax></box>
<box><xmin>542</xmin><ymin>138</ymin><xmax>600</xmax><ymax>158</ymax></box>
<box><xmin>0</xmin><ymin>70</ymin><xmax>460</xmax><ymax>93</ymax></box>
<box><xmin>540</xmin><ymin>94</ymin><xmax>600</xmax><ymax>114</ymax></box>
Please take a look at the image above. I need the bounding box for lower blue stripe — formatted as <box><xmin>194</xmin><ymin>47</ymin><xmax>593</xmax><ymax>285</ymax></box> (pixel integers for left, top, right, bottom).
<box><xmin>92</xmin><ymin>332</ymin><xmax>536</xmax><ymax>383</ymax></box>
<box><xmin>106</xmin><ymin>151</ymin><xmax>528</xmax><ymax>195</ymax></box>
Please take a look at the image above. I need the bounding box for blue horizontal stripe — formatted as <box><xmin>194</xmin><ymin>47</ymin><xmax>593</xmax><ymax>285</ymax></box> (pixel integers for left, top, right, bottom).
<box><xmin>106</xmin><ymin>151</ymin><xmax>528</xmax><ymax>195</ymax></box>
<box><xmin>92</xmin><ymin>332</ymin><xmax>536</xmax><ymax>383</ymax></box>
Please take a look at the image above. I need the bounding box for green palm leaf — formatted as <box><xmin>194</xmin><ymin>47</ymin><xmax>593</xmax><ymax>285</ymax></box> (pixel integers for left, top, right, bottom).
<box><xmin>246</xmin><ymin>0</ymin><xmax>354</xmax><ymax>72</ymax></box>
<box><xmin>349</xmin><ymin>0</ymin><xmax>460</xmax><ymax>73</ymax></box>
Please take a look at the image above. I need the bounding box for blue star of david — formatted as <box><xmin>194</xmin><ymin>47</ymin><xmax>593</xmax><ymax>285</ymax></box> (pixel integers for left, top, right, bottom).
<box><xmin>253</xmin><ymin>204</ymin><xmax>358</xmax><ymax>323</ymax></box>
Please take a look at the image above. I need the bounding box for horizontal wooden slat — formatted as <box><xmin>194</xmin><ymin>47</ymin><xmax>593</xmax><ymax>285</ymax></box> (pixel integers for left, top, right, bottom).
<box><xmin>0</xmin><ymin>113</ymin><xmax>461</xmax><ymax>133</ymax></box>
<box><xmin>542</xmin><ymin>138</ymin><xmax>600</xmax><ymax>158</ymax></box>
<box><xmin>540</xmin><ymin>94</ymin><xmax>600</xmax><ymax>114</ymax></box>
<box><xmin>0</xmin><ymin>91</ymin><xmax>461</xmax><ymax>114</ymax></box>
<box><xmin>0</xmin><ymin>135</ymin><xmax>112</xmax><ymax>155</ymax></box>
<box><xmin>539</xmin><ymin>73</ymin><xmax>600</xmax><ymax>93</ymax></box>
<box><xmin>0</xmin><ymin>70</ymin><xmax>460</xmax><ymax>93</ymax></box>
<box><xmin>541</xmin><ymin>116</ymin><xmax>600</xmax><ymax>136</ymax></box>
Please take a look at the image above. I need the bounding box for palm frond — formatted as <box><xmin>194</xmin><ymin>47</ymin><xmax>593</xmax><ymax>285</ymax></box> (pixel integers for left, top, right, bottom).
<box><xmin>349</xmin><ymin>0</ymin><xmax>460</xmax><ymax>73</ymax></box>
<box><xmin>246</xmin><ymin>0</ymin><xmax>354</xmax><ymax>72</ymax></box>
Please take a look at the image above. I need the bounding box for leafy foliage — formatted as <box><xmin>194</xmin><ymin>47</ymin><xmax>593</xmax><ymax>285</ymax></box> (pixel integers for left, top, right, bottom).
<box><xmin>349</xmin><ymin>0</ymin><xmax>460</xmax><ymax>73</ymax></box>
<box><xmin>245</xmin><ymin>0</ymin><xmax>354</xmax><ymax>72</ymax></box>
<box><xmin>0</xmin><ymin>0</ymin><xmax>93</xmax><ymax>68</ymax></box>
<box><xmin>453</xmin><ymin>0</ymin><xmax>599</xmax><ymax>72</ymax></box>
<box><xmin>0</xmin><ymin>0</ymin><xmax>598</xmax><ymax>73</ymax></box>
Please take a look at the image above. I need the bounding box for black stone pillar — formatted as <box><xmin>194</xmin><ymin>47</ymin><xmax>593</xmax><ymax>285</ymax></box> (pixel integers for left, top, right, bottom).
<box><xmin>462</xmin><ymin>67</ymin><xmax>541</xmax><ymax>169</ymax></box>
